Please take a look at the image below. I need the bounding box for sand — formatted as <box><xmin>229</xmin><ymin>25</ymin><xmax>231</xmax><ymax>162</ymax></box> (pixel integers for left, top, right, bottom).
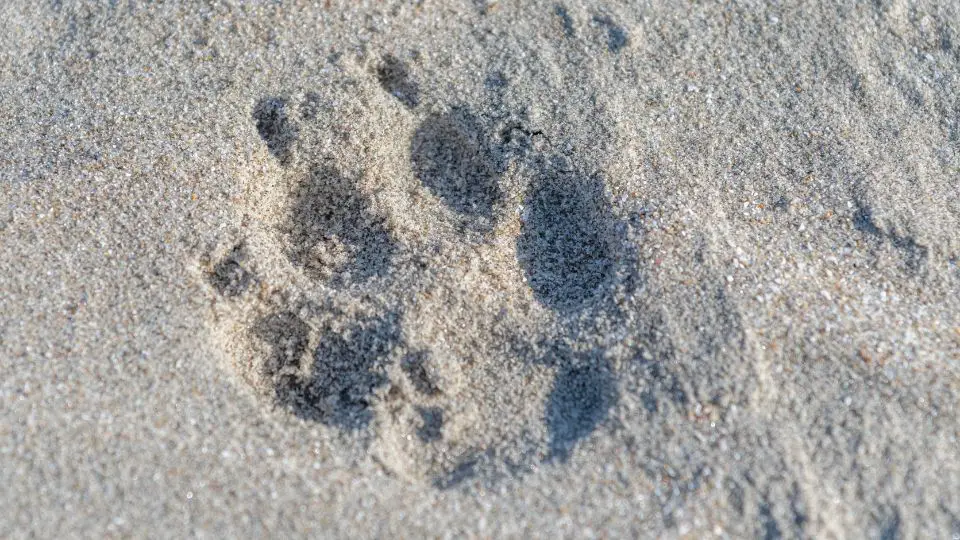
<box><xmin>1</xmin><ymin>0</ymin><xmax>959</xmax><ymax>537</ymax></box>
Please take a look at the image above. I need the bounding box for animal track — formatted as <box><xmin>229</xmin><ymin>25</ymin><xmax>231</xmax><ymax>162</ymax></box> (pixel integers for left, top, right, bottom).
<box><xmin>285</xmin><ymin>165</ymin><xmax>396</xmax><ymax>284</ymax></box>
<box><xmin>411</xmin><ymin>108</ymin><xmax>503</xmax><ymax>228</ymax></box>
<box><xmin>550</xmin><ymin>5</ymin><xmax>629</xmax><ymax>52</ymax></box>
<box><xmin>292</xmin><ymin>312</ymin><xmax>401</xmax><ymax>428</ymax></box>
<box><xmin>377</xmin><ymin>54</ymin><xmax>420</xmax><ymax>109</ymax></box>
<box><xmin>208</xmin><ymin>54</ymin><xmax>634</xmax><ymax>487</ymax></box>
<box><xmin>593</xmin><ymin>14</ymin><xmax>629</xmax><ymax>52</ymax></box>
<box><xmin>208</xmin><ymin>242</ymin><xmax>254</xmax><ymax>297</ymax></box>
<box><xmin>252</xmin><ymin>97</ymin><xmax>298</xmax><ymax>165</ymax></box>
<box><xmin>517</xmin><ymin>161</ymin><xmax>616</xmax><ymax>313</ymax></box>
<box><xmin>547</xmin><ymin>358</ymin><xmax>618</xmax><ymax>461</ymax></box>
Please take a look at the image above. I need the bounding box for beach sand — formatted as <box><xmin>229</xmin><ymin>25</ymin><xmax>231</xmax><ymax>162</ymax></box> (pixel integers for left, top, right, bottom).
<box><xmin>1</xmin><ymin>1</ymin><xmax>958</xmax><ymax>536</ymax></box>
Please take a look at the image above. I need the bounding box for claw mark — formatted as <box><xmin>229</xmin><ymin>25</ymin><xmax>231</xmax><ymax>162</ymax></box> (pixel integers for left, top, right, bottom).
<box><xmin>402</xmin><ymin>351</ymin><xmax>441</xmax><ymax>396</ymax></box>
<box><xmin>853</xmin><ymin>198</ymin><xmax>928</xmax><ymax>271</ymax></box>
<box><xmin>417</xmin><ymin>406</ymin><xmax>444</xmax><ymax>442</ymax></box>
<box><xmin>377</xmin><ymin>54</ymin><xmax>420</xmax><ymax>109</ymax></box>
<box><xmin>253</xmin><ymin>97</ymin><xmax>298</xmax><ymax>164</ymax></box>
<box><xmin>209</xmin><ymin>243</ymin><xmax>254</xmax><ymax>297</ymax></box>
<box><xmin>554</xmin><ymin>5</ymin><xmax>576</xmax><ymax>38</ymax></box>
<box><xmin>593</xmin><ymin>15</ymin><xmax>628</xmax><ymax>52</ymax></box>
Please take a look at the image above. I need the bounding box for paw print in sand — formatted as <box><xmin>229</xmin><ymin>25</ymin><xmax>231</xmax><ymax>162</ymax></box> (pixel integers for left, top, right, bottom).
<box><xmin>207</xmin><ymin>53</ymin><xmax>636</xmax><ymax>486</ymax></box>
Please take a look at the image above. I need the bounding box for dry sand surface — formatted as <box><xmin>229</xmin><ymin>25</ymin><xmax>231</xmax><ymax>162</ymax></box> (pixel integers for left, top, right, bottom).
<box><xmin>2</xmin><ymin>0</ymin><xmax>959</xmax><ymax>537</ymax></box>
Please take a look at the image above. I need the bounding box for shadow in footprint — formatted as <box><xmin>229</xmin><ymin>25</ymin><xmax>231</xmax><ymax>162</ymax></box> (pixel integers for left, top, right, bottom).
<box><xmin>432</xmin><ymin>448</ymin><xmax>497</xmax><ymax>490</ymax></box>
<box><xmin>209</xmin><ymin>243</ymin><xmax>254</xmax><ymax>297</ymax></box>
<box><xmin>554</xmin><ymin>5</ymin><xmax>576</xmax><ymax>37</ymax></box>
<box><xmin>286</xmin><ymin>165</ymin><xmax>396</xmax><ymax>285</ymax></box>
<box><xmin>853</xmin><ymin>197</ymin><xmax>927</xmax><ymax>272</ymax></box>
<box><xmin>257</xmin><ymin>310</ymin><xmax>402</xmax><ymax>429</ymax></box>
<box><xmin>517</xmin><ymin>162</ymin><xmax>615</xmax><ymax>314</ymax></box>
<box><xmin>593</xmin><ymin>15</ymin><xmax>628</xmax><ymax>52</ymax></box>
<box><xmin>256</xmin><ymin>310</ymin><xmax>311</xmax><ymax>381</ymax></box>
<box><xmin>411</xmin><ymin>108</ymin><xmax>502</xmax><ymax>228</ymax></box>
<box><xmin>299</xmin><ymin>313</ymin><xmax>401</xmax><ymax>428</ymax></box>
<box><xmin>544</xmin><ymin>350</ymin><xmax>619</xmax><ymax>462</ymax></box>
<box><xmin>638</xmin><ymin>357</ymin><xmax>689</xmax><ymax>415</ymax></box>
<box><xmin>377</xmin><ymin>54</ymin><xmax>420</xmax><ymax>109</ymax></box>
<box><xmin>401</xmin><ymin>351</ymin><xmax>441</xmax><ymax>396</ymax></box>
<box><xmin>416</xmin><ymin>406</ymin><xmax>444</xmax><ymax>442</ymax></box>
<box><xmin>253</xmin><ymin>97</ymin><xmax>298</xmax><ymax>165</ymax></box>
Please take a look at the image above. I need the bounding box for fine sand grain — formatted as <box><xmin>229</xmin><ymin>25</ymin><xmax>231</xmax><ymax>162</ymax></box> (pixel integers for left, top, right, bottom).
<box><xmin>2</xmin><ymin>1</ymin><xmax>959</xmax><ymax>537</ymax></box>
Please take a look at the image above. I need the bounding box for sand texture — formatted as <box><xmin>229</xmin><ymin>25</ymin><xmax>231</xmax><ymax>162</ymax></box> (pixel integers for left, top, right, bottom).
<box><xmin>2</xmin><ymin>1</ymin><xmax>959</xmax><ymax>537</ymax></box>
